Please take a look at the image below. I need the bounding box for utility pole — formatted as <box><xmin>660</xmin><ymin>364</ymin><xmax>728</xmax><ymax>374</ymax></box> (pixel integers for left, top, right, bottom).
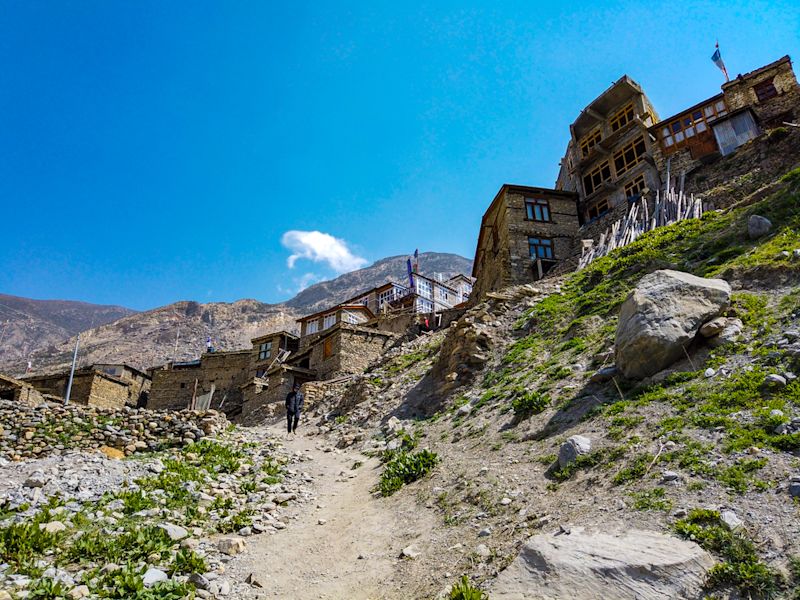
<box><xmin>64</xmin><ymin>333</ymin><xmax>80</xmax><ymax>405</ymax></box>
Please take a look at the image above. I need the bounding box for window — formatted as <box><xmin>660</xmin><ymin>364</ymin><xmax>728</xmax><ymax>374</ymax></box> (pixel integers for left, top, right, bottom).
<box><xmin>258</xmin><ymin>341</ymin><xmax>272</xmax><ymax>361</ymax></box>
<box><xmin>582</xmin><ymin>160</ymin><xmax>612</xmax><ymax>196</ymax></box>
<box><xmin>256</xmin><ymin>369</ymin><xmax>266</xmax><ymax>378</ymax></box>
<box><xmin>438</xmin><ymin>287</ymin><xmax>450</xmax><ymax>302</ymax></box>
<box><xmin>417</xmin><ymin>298</ymin><xmax>433</xmax><ymax>313</ymax></box>
<box><xmin>378</xmin><ymin>288</ymin><xmax>395</xmax><ymax>307</ymax></box>
<box><xmin>753</xmin><ymin>78</ymin><xmax>778</xmax><ymax>102</ymax></box>
<box><xmin>579</xmin><ymin>128</ymin><xmax>602</xmax><ymax>157</ymax></box>
<box><xmin>323</xmin><ymin>313</ymin><xmax>337</xmax><ymax>330</ymax></box>
<box><xmin>306</xmin><ymin>320</ymin><xmax>319</xmax><ymax>335</ymax></box>
<box><xmin>525</xmin><ymin>197</ymin><xmax>551</xmax><ymax>222</ymax></box>
<box><xmin>612</xmin><ymin>136</ymin><xmax>647</xmax><ymax>177</ymax></box>
<box><xmin>343</xmin><ymin>311</ymin><xmax>362</xmax><ymax>324</ymax></box>
<box><xmin>180</xmin><ymin>382</ymin><xmax>186</xmax><ymax>389</ymax></box>
<box><xmin>528</xmin><ymin>237</ymin><xmax>554</xmax><ymax>260</ymax></box>
<box><xmin>586</xmin><ymin>198</ymin><xmax>610</xmax><ymax>221</ymax></box>
<box><xmin>661</xmin><ymin>101</ymin><xmax>727</xmax><ymax>149</ymax></box>
<box><xmin>417</xmin><ymin>279</ymin><xmax>432</xmax><ymax>299</ymax></box>
<box><xmin>323</xmin><ymin>337</ymin><xmax>333</xmax><ymax>359</ymax></box>
<box><xmin>609</xmin><ymin>103</ymin><xmax>634</xmax><ymax>132</ymax></box>
<box><xmin>624</xmin><ymin>175</ymin><xmax>646</xmax><ymax>200</ymax></box>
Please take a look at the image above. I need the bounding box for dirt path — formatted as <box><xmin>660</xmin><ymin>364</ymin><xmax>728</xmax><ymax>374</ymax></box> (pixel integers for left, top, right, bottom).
<box><xmin>230</xmin><ymin>423</ymin><xmax>431</xmax><ymax>599</ymax></box>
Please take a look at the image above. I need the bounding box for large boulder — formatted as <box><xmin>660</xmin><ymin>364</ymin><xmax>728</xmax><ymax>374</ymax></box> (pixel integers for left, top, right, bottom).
<box><xmin>747</xmin><ymin>215</ymin><xmax>772</xmax><ymax>239</ymax></box>
<box><xmin>490</xmin><ymin>528</ymin><xmax>714</xmax><ymax>600</ymax></box>
<box><xmin>557</xmin><ymin>436</ymin><xmax>591</xmax><ymax>468</ymax></box>
<box><xmin>615</xmin><ymin>270</ymin><xmax>731</xmax><ymax>379</ymax></box>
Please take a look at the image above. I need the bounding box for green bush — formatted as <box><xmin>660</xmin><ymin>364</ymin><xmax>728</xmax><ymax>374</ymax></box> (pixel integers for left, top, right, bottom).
<box><xmin>673</xmin><ymin>509</ymin><xmax>781</xmax><ymax>596</ymax></box>
<box><xmin>379</xmin><ymin>449</ymin><xmax>440</xmax><ymax>496</ymax></box>
<box><xmin>511</xmin><ymin>391</ymin><xmax>549</xmax><ymax>417</ymax></box>
<box><xmin>448</xmin><ymin>575</ymin><xmax>488</xmax><ymax>600</ymax></box>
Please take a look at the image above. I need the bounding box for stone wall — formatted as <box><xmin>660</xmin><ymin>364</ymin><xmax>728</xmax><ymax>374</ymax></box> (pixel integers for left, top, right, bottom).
<box><xmin>308</xmin><ymin>325</ymin><xmax>396</xmax><ymax>381</ymax></box>
<box><xmin>723</xmin><ymin>56</ymin><xmax>799</xmax><ymax>126</ymax></box>
<box><xmin>84</xmin><ymin>373</ymin><xmax>131</xmax><ymax>409</ymax></box>
<box><xmin>148</xmin><ymin>350</ymin><xmax>252</xmax><ymax>416</ymax></box>
<box><xmin>0</xmin><ymin>398</ymin><xmax>228</xmax><ymax>461</ymax></box>
<box><xmin>0</xmin><ymin>374</ymin><xmax>47</xmax><ymax>405</ymax></box>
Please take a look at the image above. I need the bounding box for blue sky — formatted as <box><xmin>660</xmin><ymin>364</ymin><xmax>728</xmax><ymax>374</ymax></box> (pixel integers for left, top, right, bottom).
<box><xmin>1</xmin><ymin>1</ymin><xmax>797</xmax><ymax>310</ymax></box>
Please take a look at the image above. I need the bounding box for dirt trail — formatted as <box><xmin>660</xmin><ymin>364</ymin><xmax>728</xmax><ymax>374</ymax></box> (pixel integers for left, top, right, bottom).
<box><xmin>231</xmin><ymin>423</ymin><xmax>432</xmax><ymax>599</ymax></box>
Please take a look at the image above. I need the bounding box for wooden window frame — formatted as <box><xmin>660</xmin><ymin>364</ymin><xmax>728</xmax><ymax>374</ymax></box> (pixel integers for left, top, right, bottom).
<box><xmin>579</xmin><ymin>128</ymin><xmax>602</xmax><ymax>158</ymax></box>
<box><xmin>609</xmin><ymin>103</ymin><xmax>635</xmax><ymax>132</ymax></box>
<box><xmin>258</xmin><ymin>341</ymin><xmax>272</xmax><ymax>361</ymax></box>
<box><xmin>582</xmin><ymin>160</ymin><xmax>612</xmax><ymax>196</ymax></box>
<box><xmin>586</xmin><ymin>198</ymin><xmax>610</xmax><ymax>222</ymax></box>
<box><xmin>753</xmin><ymin>78</ymin><xmax>778</xmax><ymax>102</ymax></box>
<box><xmin>528</xmin><ymin>237</ymin><xmax>554</xmax><ymax>261</ymax></box>
<box><xmin>613</xmin><ymin>136</ymin><xmax>646</xmax><ymax>177</ymax></box>
<box><xmin>661</xmin><ymin>100</ymin><xmax>727</xmax><ymax>150</ymax></box>
<box><xmin>525</xmin><ymin>197</ymin><xmax>552</xmax><ymax>222</ymax></box>
<box><xmin>624</xmin><ymin>174</ymin><xmax>646</xmax><ymax>200</ymax></box>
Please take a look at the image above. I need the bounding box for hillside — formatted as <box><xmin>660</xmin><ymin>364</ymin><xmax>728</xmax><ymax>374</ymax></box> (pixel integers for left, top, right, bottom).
<box><xmin>0</xmin><ymin>252</ymin><xmax>471</xmax><ymax>376</ymax></box>
<box><xmin>0</xmin><ymin>294</ymin><xmax>135</xmax><ymax>372</ymax></box>
<box><xmin>299</xmin><ymin>165</ymin><xmax>800</xmax><ymax>598</ymax></box>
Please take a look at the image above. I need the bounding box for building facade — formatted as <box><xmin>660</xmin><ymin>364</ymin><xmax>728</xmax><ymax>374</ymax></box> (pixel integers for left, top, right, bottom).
<box><xmin>471</xmin><ymin>185</ymin><xmax>580</xmax><ymax>300</ymax></box>
<box><xmin>556</xmin><ymin>75</ymin><xmax>661</xmax><ymax>225</ymax></box>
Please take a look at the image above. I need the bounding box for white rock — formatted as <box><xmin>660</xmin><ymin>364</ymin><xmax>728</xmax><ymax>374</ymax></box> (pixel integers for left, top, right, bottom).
<box><xmin>558</xmin><ymin>435</ymin><xmax>592</xmax><ymax>468</ymax></box>
<box><xmin>704</xmin><ymin>368</ymin><xmax>715</xmax><ymax>378</ymax></box>
<box><xmin>765</xmin><ymin>374</ymin><xmax>787</xmax><ymax>387</ymax></box>
<box><xmin>142</xmin><ymin>567</ymin><xmax>169</xmax><ymax>587</ymax></box>
<box><xmin>158</xmin><ymin>522</ymin><xmax>189</xmax><ymax>541</ymax></box>
<box><xmin>401</xmin><ymin>544</ymin><xmax>421</xmax><ymax>559</ymax></box>
<box><xmin>490</xmin><ymin>528</ymin><xmax>714</xmax><ymax>600</ymax></box>
<box><xmin>721</xmin><ymin>510</ymin><xmax>743</xmax><ymax>530</ymax></box>
<box><xmin>475</xmin><ymin>544</ymin><xmax>491</xmax><ymax>558</ymax></box>
<box><xmin>40</xmin><ymin>521</ymin><xmax>67</xmax><ymax>534</ymax></box>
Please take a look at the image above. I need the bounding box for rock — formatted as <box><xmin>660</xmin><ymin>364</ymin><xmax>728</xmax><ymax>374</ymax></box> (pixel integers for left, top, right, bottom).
<box><xmin>188</xmin><ymin>573</ymin><xmax>210</xmax><ymax>590</ymax></box>
<box><xmin>478</xmin><ymin>528</ymin><xmax>492</xmax><ymax>537</ymax></box>
<box><xmin>158</xmin><ymin>522</ymin><xmax>189</xmax><ymax>541</ymax></box>
<box><xmin>765</xmin><ymin>374</ymin><xmax>787</xmax><ymax>387</ymax></box>
<box><xmin>217</xmin><ymin>537</ymin><xmax>247</xmax><ymax>556</ymax></box>
<box><xmin>457</xmin><ymin>403</ymin><xmax>473</xmax><ymax>417</ymax></box>
<box><xmin>720</xmin><ymin>510</ymin><xmax>743</xmax><ymax>530</ymax></box>
<box><xmin>661</xmin><ymin>471</ymin><xmax>680</xmax><ymax>482</ymax></box>
<box><xmin>40</xmin><ymin>520</ymin><xmax>67</xmax><ymax>534</ymax></box>
<box><xmin>708</xmin><ymin>318</ymin><xmax>743</xmax><ymax>348</ymax></box>
<box><xmin>24</xmin><ymin>472</ymin><xmax>47</xmax><ymax>488</ymax></box>
<box><xmin>475</xmin><ymin>544</ymin><xmax>491</xmax><ymax>558</ymax></box>
<box><xmin>99</xmin><ymin>446</ymin><xmax>125</xmax><ymax>460</ymax></box>
<box><xmin>789</xmin><ymin>481</ymin><xmax>800</xmax><ymax>498</ymax></box>
<box><xmin>770</xmin><ymin>409</ymin><xmax>785</xmax><ymax>419</ymax></box>
<box><xmin>699</xmin><ymin>316</ymin><xmax>728</xmax><ymax>338</ymax></box>
<box><xmin>142</xmin><ymin>567</ymin><xmax>169</xmax><ymax>587</ymax></box>
<box><xmin>704</xmin><ymin>368</ymin><xmax>715</xmax><ymax>378</ymax></box>
<box><xmin>558</xmin><ymin>435</ymin><xmax>591</xmax><ymax>468</ymax></box>
<box><xmin>401</xmin><ymin>544</ymin><xmax>421</xmax><ymax>559</ymax></box>
<box><xmin>68</xmin><ymin>585</ymin><xmax>90</xmax><ymax>599</ymax></box>
<box><xmin>589</xmin><ymin>366</ymin><xmax>617</xmax><ymax>384</ymax></box>
<box><xmin>500</xmin><ymin>497</ymin><xmax>512</xmax><ymax>506</ymax></box>
<box><xmin>318</xmin><ymin>519</ymin><xmax>327</xmax><ymax>525</ymax></box>
<box><xmin>218</xmin><ymin>580</ymin><xmax>231</xmax><ymax>596</ymax></box>
<box><xmin>245</xmin><ymin>572</ymin><xmax>266</xmax><ymax>588</ymax></box>
<box><xmin>615</xmin><ymin>270</ymin><xmax>731</xmax><ymax>379</ymax></box>
<box><xmin>747</xmin><ymin>215</ymin><xmax>772</xmax><ymax>239</ymax></box>
<box><xmin>794</xmin><ymin>249</ymin><xmax>800</xmax><ymax>260</ymax></box>
<box><xmin>490</xmin><ymin>528</ymin><xmax>714</xmax><ymax>600</ymax></box>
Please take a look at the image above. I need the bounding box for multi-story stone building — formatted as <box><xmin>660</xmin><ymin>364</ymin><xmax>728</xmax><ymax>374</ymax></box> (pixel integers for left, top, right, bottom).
<box><xmin>556</xmin><ymin>75</ymin><xmax>661</xmax><ymax>225</ymax></box>
<box><xmin>471</xmin><ymin>184</ymin><xmax>580</xmax><ymax>300</ymax></box>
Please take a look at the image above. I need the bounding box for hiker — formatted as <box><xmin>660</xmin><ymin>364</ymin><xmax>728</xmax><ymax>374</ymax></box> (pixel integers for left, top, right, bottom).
<box><xmin>285</xmin><ymin>383</ymin><xmax>304</xmax><ymax>435</ymax></box>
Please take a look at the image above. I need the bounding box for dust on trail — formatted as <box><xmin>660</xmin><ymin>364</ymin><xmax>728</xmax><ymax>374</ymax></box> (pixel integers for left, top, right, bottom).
<box><xmin>230</xmin><ymin>422</ymin><xmax>434</xmax><ymax>600</ymax></box>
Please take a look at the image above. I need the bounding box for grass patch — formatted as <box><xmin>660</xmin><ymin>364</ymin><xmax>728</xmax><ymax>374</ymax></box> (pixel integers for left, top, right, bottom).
<box><xmin>447</xmin><ymin>575</ymin><xmax>488</xmax><ymax>600</ymax></box>
<box><xmin>378</xmin><ymin>449</ymin><xmax>440</xmax><ymax>496</ymax></box>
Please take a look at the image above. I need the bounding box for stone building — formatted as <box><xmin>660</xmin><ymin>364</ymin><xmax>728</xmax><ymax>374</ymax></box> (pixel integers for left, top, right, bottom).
<box><xmin>297</xmin><ymin>304</ymin><xmax>374</xmax><ymax>337</ymax></box>
<box><xmin>22</xmin><ymin>363</ymin><xmax>151</xmax><ymax>409</ymax></box>
<box><xmin>556</xmin><ymin>75</ymin><xmax>662</xmax><ymax>225</ymax></box>
<box><xmin>650</xmin><ymin>56</ymin><xmax>799</xmax><ymax>178</ymax></box>
<box><xmin>148</xmin><ymin>350</ymin><xmax>252</xmax><ymax>415</ymax></box>
<box><xmin>23</xmin><ymin>369</ymin><xmax>133</xmax><ymax>409</ymax></box>
<box><xmin>250</xmin><ymin>331</ymin><xmax>299</xmax><ymax>378</ymax></box>
<box><xmin>0</xmin><ymin>374</ymin><xmax>47</xmax><ymax>405</ymax></box>
<box><xmin>471</xmin><ymin>184</ymin><xmax>580</xmax><ymax>299</ymax></box>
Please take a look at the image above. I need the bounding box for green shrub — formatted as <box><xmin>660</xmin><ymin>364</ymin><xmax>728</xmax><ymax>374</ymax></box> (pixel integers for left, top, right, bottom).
<box><xmin>612</xmin><ymin>453</ymin><xmax>652</xmax><ymax>485</ymax></box>
<box><xmin>673</xmin><ymin>509</ymin><xmax>781</xmax><ymax>597</ymax></box>
<box><xmin>630</xmin><ymin>487</ymin><xmax>672</xmax><ymax>511</ymax></box>
<box><xmin>512</xmin><ymin>391</ymin><xmax>549</xmax><ymax>417</ymax></box>
<box><xmin>171</xmin><ymin>547</ymin><xmax>208</xmax><ymax>575</ymax></box>
<box><xmin>379</xmin><ymin>449</ymin><xmax>440</xmax><ymax>496</ymax></box>
<box><xmin>448</xmin><ymin>575</ymin><xmax>488</xmax><ymax>600</ymax></box>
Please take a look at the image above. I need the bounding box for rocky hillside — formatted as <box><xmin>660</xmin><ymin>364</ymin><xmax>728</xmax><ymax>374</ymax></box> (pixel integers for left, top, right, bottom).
<box><xmin>0</xmin><ymin>294</ymin><xmax>135</xmax><ymax>371</ymax></box>
<box><xmin>301</xmin><ymin>164</ymin><xmax>800</xmax><ymax>598</ymax></box>
<box><xmin>0</xmin><ymin>252</ymin><xmax>471</xmax><ymax>376</ymax></box>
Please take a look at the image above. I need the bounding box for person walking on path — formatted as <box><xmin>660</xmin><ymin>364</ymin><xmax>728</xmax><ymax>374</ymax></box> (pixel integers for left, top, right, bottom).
<box><xmin>285</xmin><ymin>383</ymin><xmax>304</xmax><ymax>436</ymax></box>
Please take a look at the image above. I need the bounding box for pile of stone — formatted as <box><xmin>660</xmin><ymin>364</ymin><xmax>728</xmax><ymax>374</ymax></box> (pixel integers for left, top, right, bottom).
<box><xmin>0</xmin><ymin>399</ymin><xmax>228</xmax><ymax>461</ymax></box>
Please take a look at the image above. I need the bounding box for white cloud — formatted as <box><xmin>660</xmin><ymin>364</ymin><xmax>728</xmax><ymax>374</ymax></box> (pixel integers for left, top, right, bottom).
<box><xmin>281</xmin><ymin>230</ymin><xmax>368</xmax><ymax>274</ymax></box>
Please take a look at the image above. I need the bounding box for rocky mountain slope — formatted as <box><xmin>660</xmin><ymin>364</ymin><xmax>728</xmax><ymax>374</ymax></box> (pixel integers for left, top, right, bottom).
<box><xmin>0</xmin><ymin>294</ymin><xmax>135</xmax><ymax>372</ymax></box>
<box><xmin>0</xmin><ymin>252</ymin><xmax>471</xmax><ymax>376</ymax></box>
